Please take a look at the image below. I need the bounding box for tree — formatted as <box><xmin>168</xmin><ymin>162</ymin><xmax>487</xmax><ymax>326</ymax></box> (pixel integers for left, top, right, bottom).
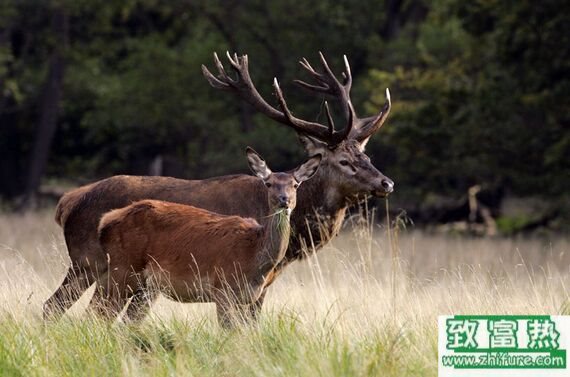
<box><xmin>21</xmin><ymin>4</ymin><xmax>68</xmax><ymax>209</ymax></box>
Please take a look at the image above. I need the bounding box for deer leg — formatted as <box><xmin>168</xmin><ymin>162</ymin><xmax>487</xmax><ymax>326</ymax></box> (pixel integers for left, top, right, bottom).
<box><xmin>215</xmin><ymin>301</ymin><xmax>235</xmax><ymax>329</ymax></box>
<box><xmin>215</xmin><ymin>287</ymin><xmax>266</xmax><ymax>329</ymax></box>
<box><xmin>243</xmin><ymin>269</ymin><xmax>280</xmax><ymax>322</ymax></box>
<box><xmin>88</xmin><ymin>266</ymin><xmax>140</xmax><ymax>321</ymax></box>
<box><xmin>45</xmin><ymin>226</ymin><xmax>110</xmax><ymax>320</ymax></box>
<box><xmin>246</xmin><ymin>289</ymin><xmax>267</xmax><ymax>322</ymax></box>
<box><xmin>89</xmin><ymin>279</ymin><xmax>128</xmax><ymax>320</ymax></box>
<box><xmin>214</xmin><ymin>292</ymin><xmax>249</xmax><ymax>329</ymax></box>
<box><xmin>123</xmin><ymin>286</ymin><xmax>158</xmax><ymax>323</ymax></box>
<box><xmin>90</xmin><ymin>268</ymin><xmax>136</xmax><ymax>320</ymax></box>
<box><xmin>43</xmin><ymin>265</ymin><xmax>95</xmax><ymax>320</ymax></box>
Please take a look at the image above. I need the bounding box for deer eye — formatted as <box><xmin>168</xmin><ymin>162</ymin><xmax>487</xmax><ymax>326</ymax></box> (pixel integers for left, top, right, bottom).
<box><xmin>293</xmin><ymin>183</ymin><xmax>300</xmax><ymax>189</ymax></box>
<box><xmin>265</xmin><ymin>182</ymin><xmax>272</xmax><ymax>188</ymax></box>
<box><xmin>339</xmin><ymin>160</ymin><xmax>350</xmax><ymax>166</ymax></box>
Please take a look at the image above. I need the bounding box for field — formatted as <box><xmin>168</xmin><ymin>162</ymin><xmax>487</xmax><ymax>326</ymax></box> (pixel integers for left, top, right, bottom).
<box><xmin>0</xmin><ymin>207</ymin><xmax>569</xmax><ymax>376</ymax></box>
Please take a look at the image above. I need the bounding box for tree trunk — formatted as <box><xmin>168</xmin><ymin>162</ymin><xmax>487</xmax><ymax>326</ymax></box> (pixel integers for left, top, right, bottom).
<box><xmin>382</xmin><ymin>0</ymin><xmax>403</xmax><ymax>40</ymax></box>
<box><xmin>20</xmin><ymin>7</ymin><xmax>68</xmax><ymax>210</ymax></box>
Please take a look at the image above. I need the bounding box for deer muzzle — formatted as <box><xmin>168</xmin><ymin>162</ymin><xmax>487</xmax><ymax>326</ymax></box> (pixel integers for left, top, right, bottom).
<box><xmin>372</xmin><ymin>177</ymin><xmax>394</xmax><ymax>197</ymax></box>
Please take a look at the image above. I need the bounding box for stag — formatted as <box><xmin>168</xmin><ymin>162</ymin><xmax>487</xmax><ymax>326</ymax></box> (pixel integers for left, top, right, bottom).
<box><xmin>45</xmin><ymin>52</ymin><xmax>393</xmax><ymax>321</ymax></box>
<box><xmin>91</xmin><ymin>148</ymin><xmax>320</xmax><ymax>326</ymax></box>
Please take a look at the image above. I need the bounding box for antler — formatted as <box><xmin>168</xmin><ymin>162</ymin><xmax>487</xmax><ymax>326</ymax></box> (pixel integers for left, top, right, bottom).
<box><xmin>295</xmin><ymin>52</ymin><xmax>391</xmax><ymax>143</ymax></box>
<box><xmin>202</xmin><ymin>52</ymin><xmax>352</xmax><ymax>145</ymax></box>
<box><xmin>351</xmin><ymin>88</ymin><xmax>391</xmax><ymax>143</ymax></box>
<box><xmin>294</xmin><ymin>52</ymin><xmax>354</xmax><ymax>120</ymax></box>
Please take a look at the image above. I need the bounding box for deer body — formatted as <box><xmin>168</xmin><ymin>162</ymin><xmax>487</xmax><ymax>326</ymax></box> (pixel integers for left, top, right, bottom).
<box><xmin>91</xmin><ymin>149</ymin><xmax>320</xmax><ymax>325</ymax></box>
<box><xmin>95</xmin><ymin>201</ymin><xmax>287</xmax><ymax>323</ymax></box>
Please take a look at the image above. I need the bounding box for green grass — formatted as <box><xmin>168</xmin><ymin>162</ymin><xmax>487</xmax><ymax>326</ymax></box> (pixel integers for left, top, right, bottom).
<box><xmin>0</xmin><ymin>313</ymin><xmax>436</xmax><ymax>376</ymax></box>
<box><xmin>0</xmin><ymin>209</ymin><xmax>568</xmax><ymax>376</ymax></box>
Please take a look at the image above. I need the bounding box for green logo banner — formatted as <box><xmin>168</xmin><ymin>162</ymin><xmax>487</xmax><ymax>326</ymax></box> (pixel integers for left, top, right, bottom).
<box><xmin>439</xmin><ymin>315</ymin><xmax>570</xmax><ymax>376</ymax></box>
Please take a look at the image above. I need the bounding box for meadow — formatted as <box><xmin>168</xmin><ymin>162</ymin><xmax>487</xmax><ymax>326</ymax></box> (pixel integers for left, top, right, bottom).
<box><xmin>0</xmin><ymin>206</ymin><xmax>568</xmax><ymax>376</ymax></box>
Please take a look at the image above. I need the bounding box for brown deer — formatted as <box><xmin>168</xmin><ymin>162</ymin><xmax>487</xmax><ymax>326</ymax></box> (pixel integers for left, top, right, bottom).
<box><xmin>45</xmin><ymin>52</ymin><xmax>393</xmax><ymax>321</ymax></box>
<box><xmin>90</xmin><ymin>148</ymin><xmax>321</xmax><ymax>326</ymax></box>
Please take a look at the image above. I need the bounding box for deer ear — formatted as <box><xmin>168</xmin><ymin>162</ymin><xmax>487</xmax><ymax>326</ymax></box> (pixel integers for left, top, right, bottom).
<box><xmin>298</xmin><ymin>134</ymin><xmax>327</xmax><ymax>157</ymax></box>
<box><xmin>294</xmin><ymin>154</ymin><xmax>322</xmax><ymax>183</ymax></box>
<box><xmin>246</xmin><ymin>147</ymin><xmax>272</xmax><ymax>180</ymax></box>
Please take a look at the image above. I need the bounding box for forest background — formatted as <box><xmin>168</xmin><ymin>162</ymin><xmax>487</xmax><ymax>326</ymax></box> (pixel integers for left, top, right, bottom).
<box><xmin>0</xmin><ymin>0</ymin><xmax>567</xmax><ymax>232</ymax></box>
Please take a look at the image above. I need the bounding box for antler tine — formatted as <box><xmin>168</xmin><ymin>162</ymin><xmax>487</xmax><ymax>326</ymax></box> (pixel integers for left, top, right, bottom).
<box><xmin>323</xmin><ymin>101</ymin><xmax>335</xmax><ymax>136</ymax></box>
<box><xmin>201</xmin><ymin>52</ymin><xmax>235</xmax><ymax>89</ymax></box>
<box><xmin>214</xmin><ymin>52</ymin><xmax>231</xmax><ymax>81</ymax></box>
<box><xmin>295</xmin><ymin>58</ymin><xmax>329</xmax><ymax>93</ymax></box>
<box><xmin>225</xmin><ymin>50</ymin><xmax>239</xmax><ymax>69</ymax></box>
<box><xmin>201</xmin><ymin>66</ymin><xmax>228</xmax><ymax>90</ymax></box>
<box><xmin>318</xmin><ymin>51</ymin><xmax>336</xmax><ymax>82</ymax></box>
<box><xmin>299</xmin><ymin>58</ymin><xmax>318</xmax><ymax>76</ymax></box>
<box><xmin>341</xmin><ymin>100</ymin><xmax>355</xmax><ymax>140</ymax></box>
<box><xmin>350</xmin><ymin>88</ymin><xmax>391</xmax><ymax>142</ymax></box>
<box><xmin>342</xmin><ymin>55</ymin><xmax>352</xmax><ymax>88</ymax></box>
<box><xmin>272</xmin><ymin>78</ymin><xmax>297</xmax><ymax>126</ymax></box>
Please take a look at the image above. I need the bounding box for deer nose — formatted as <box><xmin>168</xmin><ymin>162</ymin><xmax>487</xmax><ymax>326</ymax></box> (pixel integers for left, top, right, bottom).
<box><xmin>381</xmin><ymin>178</ymin><xmax>394</xmax><ymax>193</ymax></box>
<box><xmin>278</xmin><ymin>196</ymin><xmax>290</xmax><ymax>207</ymax></box>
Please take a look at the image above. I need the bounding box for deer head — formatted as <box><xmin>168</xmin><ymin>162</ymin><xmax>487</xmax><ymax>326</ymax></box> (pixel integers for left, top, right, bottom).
<box><xmin>203</xmin><ymin>52</ymin><xmax>394</xmax><ymax>204</ymax></box>
<box><xmin>246</xmin><ymin>147</ymin><xmax>321</xmax><ymax>215</ymax></box>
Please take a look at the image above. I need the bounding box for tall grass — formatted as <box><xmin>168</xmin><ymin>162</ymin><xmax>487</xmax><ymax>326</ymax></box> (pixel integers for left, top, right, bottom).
<box><xmin>0</xmin><ymin>207</ymin><xmax>568</xmax><ymax>376</ymax></box>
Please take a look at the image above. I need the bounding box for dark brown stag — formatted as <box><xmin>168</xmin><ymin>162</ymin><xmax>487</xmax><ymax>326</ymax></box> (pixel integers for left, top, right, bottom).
<box><xmin>45</xmin><ymin>52</ymin><xmax>393</xmax><ymax>321</ymax></box>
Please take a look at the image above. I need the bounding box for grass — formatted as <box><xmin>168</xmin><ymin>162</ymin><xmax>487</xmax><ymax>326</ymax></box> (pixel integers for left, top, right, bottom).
<box><xmin>0</xmin><ymin>207</ymin><xmax>569</xmax><ymax>376</ymax></box>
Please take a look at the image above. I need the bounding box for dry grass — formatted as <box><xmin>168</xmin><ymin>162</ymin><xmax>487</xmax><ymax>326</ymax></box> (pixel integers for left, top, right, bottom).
<box><xmin>0</xmin><ymin>207</ymin><xmax>569</xmax><ymax>376</ymax></box>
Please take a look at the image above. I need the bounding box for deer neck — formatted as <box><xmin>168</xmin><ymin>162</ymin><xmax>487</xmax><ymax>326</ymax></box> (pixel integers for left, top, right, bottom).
<box><xmin>286</xmin><ymin>168</ymin><xmax>350</xmax><ymax>261</ymax></box>
<box><xmin>295</xmin><ymin>167</ymin><xmax>349</xmax><ymax>219</ymax></box>
<box><xmin>257</xmin><ymin>208</ymin><xmax>291</xmax><ymax>272</ymax></box>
